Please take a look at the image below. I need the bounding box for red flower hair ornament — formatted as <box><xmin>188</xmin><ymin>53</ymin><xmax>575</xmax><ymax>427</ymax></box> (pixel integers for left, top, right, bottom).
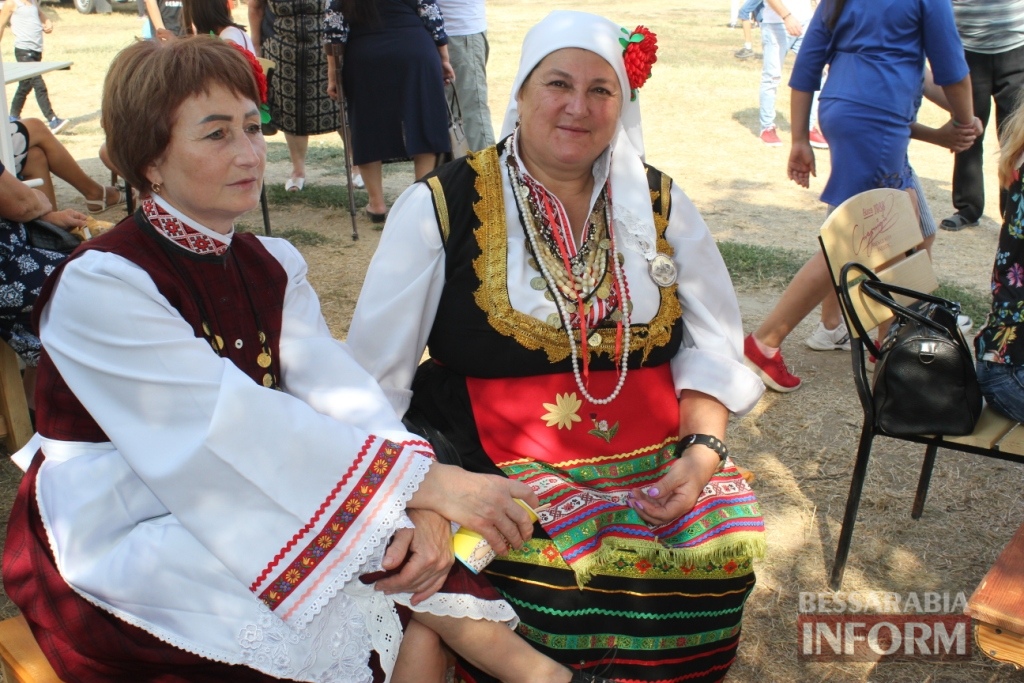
<box><xmin>619</xmin><ymin>25</ymin><xmax>658</xmax><ymax>101</ymax></box>
<box><xmin>227</xmin><ymin>42</ymin><xmax>272</xmax><ymax>123</ymax></box>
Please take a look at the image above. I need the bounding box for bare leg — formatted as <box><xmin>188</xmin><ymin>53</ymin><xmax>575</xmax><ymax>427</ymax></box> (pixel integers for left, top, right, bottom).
<box><xmin>753</xmin><ymin>250</ymin><xmax>834</xmax><ymax>348</ymax></box>
<box><xmin>361</xmin><ymin>161</ymin><xmax>387</xmax><ymax>214</ymax></box>
<box><xmin>392</xmin><ymin>620</ymin><xmax>448</xmax><ymax>683</ymax></box>
<box><xmin>741</xmin><ymin>18</ymin><xmax>753</xmax><ymax>46</ymax></box>
<box><xmin>284</xmin><ymin>132</ymin><xmax>308</xmax><ymax>180</ymax></box>
<box><xmin>21</xmin><ymin>148</ymin><xmax>58</xmax><ymax>208</ymax></box>
<box><xmin>412</xmin><ymin>612</ymin><xmax>573</xmax><ymax>683</ymax></box>
<box><xmin>20</xmin><ymin>119</ymin><xmax>110</xmax><ymax>204</ymax></box>
<box><xmin>413</xmin><ymin>153</ymin><xmax>439</xmax><ymax>181</ymax></box>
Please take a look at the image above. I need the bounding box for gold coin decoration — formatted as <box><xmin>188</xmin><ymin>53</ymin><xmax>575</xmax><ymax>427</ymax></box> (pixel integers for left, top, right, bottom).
<box><xmin>530</xmin><ymin>277</ymin><xmax>547</xmax><ymax>291</ymax></box>
<box><xmin>596</xmin><ymin>284</ymin><xmax>611</xmax><ymax>299</ymax></box>
<box><xmin>598</xmin><ymin>238</ymin><xmax>610</xmax><ymax>250</ymax></box>
<box><xmin>546</xmin><ymin>313</ymin><xmax>562</xmax><ymax>328</ymax></box>
<box><xmin>258</xmin><ymin>331</ymin><xmax>266</xmax><ymax>344</ymax></box>
<box><xmin>262</xmin><ymin>373</ymin><xmax>274</xmax><ymax>387</ymax></box>
<box><xmin>214</xmin><ymin>335</ymin><xmax>224</xmax><ymax>351</ymax></box>
<box><xmin>544</xmin><ymin>290</ymin><xmax>554</xmax><ymax>301</ymax></box>
<box><xmin>610</xmin><ymin>310</ymin><xmax>623</xmax><ymax>322</ymax></box>
<box><xmin>588</xmin><ymin>332</ymin><xmax>603</xmax><ymax>347</ymax></box>
<box><xmin>257</xmin><ymin>352</ymin><xmax>272</xmax><ymax>368</ymax></box>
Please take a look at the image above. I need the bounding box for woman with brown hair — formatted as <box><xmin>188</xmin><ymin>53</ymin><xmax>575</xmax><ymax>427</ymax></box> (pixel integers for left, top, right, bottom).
<box><xmin>2</xmin><ymin>35</ymin><xmax>541</xmax><ymax>682</ymax></box>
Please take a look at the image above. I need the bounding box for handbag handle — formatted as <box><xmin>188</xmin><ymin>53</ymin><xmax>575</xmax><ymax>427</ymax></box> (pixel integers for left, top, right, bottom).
<box><xmin>839</xmin><ymin>262</ymin><xmax>961</xmax><ymax>344</ymax></box>
<box><xmin>447</xmin><ymin>86</ymin><xmax>463</xmax><ymax>124</ymax></box>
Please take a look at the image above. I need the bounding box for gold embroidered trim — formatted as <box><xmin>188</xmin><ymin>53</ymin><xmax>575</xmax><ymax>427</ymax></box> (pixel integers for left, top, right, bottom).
<box><xmin>466</xmin><ymin>148</ymin><xmax>681</xmax><ymax>364</ymax></box>
<box><xmin>426</xmin><ymin>176</ymin><xmax>450</xmax><ymax>244</ymax></box>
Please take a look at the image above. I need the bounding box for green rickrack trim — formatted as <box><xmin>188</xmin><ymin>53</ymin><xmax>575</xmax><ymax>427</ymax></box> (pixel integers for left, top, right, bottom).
<box><xmin>515</xmin><ymin>622</ymin><xmax>742</xmax><ymax>651</ymax></box>
<box><xmin>499</xmin><ymin>593</ymin><xmax>746</xmax><ymax>621</ymax></box>
<box><xmin>497</xmin><ymin>538</ymin><xmax>760</xmax><ymax>582</ymax></box>
<box><xmin>567</xmin><ymin>534</ymin><xmax>767</xmax><ymax>587</ymax></box>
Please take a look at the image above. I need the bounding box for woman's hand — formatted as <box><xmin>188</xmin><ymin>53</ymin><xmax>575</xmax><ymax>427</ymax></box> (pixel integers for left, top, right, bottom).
<box><xmin>40</xmin><ymin>208</ymin><xmax>88</xmax><ymax>229</ymax></box>
<box><xmin>374</xmin><ymin>509</ymin><xmax>454</xmax><ymax>604</ymax></box>
<box><xmin>155</xmin><ymin>27</ymin><xmax>177</xmax><ymax>43</ymax></box>
<box><xmin>410</xmin><ymin>463</ymin><xmax>539</xmax><ymax>556</ymax></box>
<box><xmin>441</xmin><ymin>59</ymin><xmax>456</xmax><ymax>85</ymax></box>
<box><xmin>788</xmin><ymin>141</ymin><xmax>815</xmax><ymax>188</ymax></box>
<box><xmin>933</xmin><ymin>118</ymin><xmax>980</xmax><ymax>153</ymax></box>
<box><xmin>629</xmin><ymin>445</ymin><xmax>720</xmax><ymax>526</ymax></box>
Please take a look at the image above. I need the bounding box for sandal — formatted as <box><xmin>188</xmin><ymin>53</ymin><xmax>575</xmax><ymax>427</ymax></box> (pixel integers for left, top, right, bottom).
<box><xmin>940</xmin><ymin>213</ymin><xmax>979</xmax><ymax>232</ymax></box>
<box><xmin>84</xmin><ymin>186</ymin><xmax>127</xmax><ymax>215</ymax></box>
<box><xmin>285</xmin><ymin>177</ymin><xmax>305</xmax><ymax>192</ymax></box>
<box><xmin>365</xmin><ymin>208</ymin><xmax>387</xmax><ymax>224</ymax></box>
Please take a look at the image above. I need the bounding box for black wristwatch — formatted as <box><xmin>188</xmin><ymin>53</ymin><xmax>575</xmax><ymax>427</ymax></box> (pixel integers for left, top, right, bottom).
<box><xmin>675</xmin><ymin>433</ymin><xmax>728</xmax><ymax>471</ymax></box>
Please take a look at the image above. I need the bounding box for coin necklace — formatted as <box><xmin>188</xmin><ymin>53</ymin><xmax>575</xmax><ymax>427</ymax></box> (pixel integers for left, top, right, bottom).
<box><xmin>506</xmin><ymin>143</ymin><xmax>631</xmax><ymax>405</ymax></box>
<box><xmin>160</xmin><ymin>235</ymin><xmax>279</xmax><ymax>390</ymax></box>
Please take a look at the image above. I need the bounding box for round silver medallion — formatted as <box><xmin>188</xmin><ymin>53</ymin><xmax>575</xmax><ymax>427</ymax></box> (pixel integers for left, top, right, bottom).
<box><xmin>546</xmin><ymin>313</ymin><xmax>562</xmax><ymax>328</ymax></box>
<box><xmin>530</xmin><ymin>276</ymin><xmax>547</xmax><ymax>291</ymax></box>
<box><xmin>648</xmin><ymin>253</ymin><xmax>678</xmax><ymax>287</ymax></box>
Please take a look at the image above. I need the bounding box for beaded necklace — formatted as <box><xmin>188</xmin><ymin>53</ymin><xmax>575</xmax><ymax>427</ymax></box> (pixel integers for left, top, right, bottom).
<box><xmin>506</xmin><ymin>129</ymin><xmax>631</xmax><ymax>405</ymax></box>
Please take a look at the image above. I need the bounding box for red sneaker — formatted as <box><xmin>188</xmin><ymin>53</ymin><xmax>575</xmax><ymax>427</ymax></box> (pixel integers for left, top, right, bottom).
<box><xmin>809</xmin><ymin>127</ymin><xmax>829</xmax><ymax>149</ymax></box>
<box><xmin>759</xmin><ymin>126</ymin><xmax>783</xmax><ymax>147</ymax></box>
<box><xmin>743</xmin><ymin>334</ymin><xmax>802</xmax><ymax>392</ymax></box>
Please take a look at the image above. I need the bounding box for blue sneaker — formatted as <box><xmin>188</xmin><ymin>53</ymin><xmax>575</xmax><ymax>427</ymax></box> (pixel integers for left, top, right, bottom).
<box><xmin>48</xmin><ymin>117</ymin><xmax>68</xmax><ymax>134</ymax></box>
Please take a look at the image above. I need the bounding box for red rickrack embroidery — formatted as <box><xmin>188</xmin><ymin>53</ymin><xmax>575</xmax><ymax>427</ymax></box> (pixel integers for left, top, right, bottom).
<box><xmin>620</xmin><ymin>25</ymin><xmax>658</xmax><ymax>99</ymax></box>
<box><xmin>142</xmin><ymin>198</ymin><xmax>228</xmax><ymax>257</ymax></box>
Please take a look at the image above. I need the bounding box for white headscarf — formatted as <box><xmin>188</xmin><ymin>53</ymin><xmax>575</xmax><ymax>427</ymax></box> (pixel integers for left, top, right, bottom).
<box><xmin>500</xmin><ymin>10</ymin><xmax>660</xmax><ymax>262</ymax></box>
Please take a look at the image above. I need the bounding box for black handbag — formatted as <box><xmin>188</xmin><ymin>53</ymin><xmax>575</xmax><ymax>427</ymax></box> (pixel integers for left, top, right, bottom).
<box><xmin>840</xmin><ymin>262</ymin><xmax>982</xmax><ymax>437</ymax></box>
<box><xmin>24</xmin><ymin>219</ymin><xmax>82</xmax><ymax>253</ymax></box>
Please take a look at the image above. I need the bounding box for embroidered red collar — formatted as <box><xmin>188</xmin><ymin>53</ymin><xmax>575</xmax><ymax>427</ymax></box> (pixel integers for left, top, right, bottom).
<box><xmin>142</xmin><ymin>197</ymin><xmax>230</xmax><ymax>257</ymax></box>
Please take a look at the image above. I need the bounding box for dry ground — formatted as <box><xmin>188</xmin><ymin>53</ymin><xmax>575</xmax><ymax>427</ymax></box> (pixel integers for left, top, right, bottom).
<box><xmin>3</xmin><ymin>1</ymin><xmax>1024</xmax><ymax>681</ymax></box>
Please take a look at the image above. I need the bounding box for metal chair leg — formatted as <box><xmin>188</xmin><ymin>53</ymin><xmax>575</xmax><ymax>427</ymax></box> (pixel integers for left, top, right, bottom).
<box><xmin>260</xmin><ymin>184</ymin><xmax>271</xmax><ymax>236</ymax></box>
<box><xmin>829</xmin><ymin>424</ymin><xmax>875</xmax><ymax>591</ymax></box>
<box><xmin>911</xmin><ymin>443</ymin><xmax>938</xmax><ymax>520</ymax></box>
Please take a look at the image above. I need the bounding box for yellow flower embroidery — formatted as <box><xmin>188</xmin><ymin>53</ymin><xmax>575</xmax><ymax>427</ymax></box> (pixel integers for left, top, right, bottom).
<box><xmin>541</xmin><ymin>392</ymin><xmax>583</xmax><ymax>430</ymax></box>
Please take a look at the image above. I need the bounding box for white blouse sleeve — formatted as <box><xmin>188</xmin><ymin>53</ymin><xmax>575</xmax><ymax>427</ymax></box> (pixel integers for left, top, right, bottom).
<box><xmin>346</xmin><ymin>183</ymin><xmax>447</xmax><ymax>417</ymax></box>
<box><xmin>666</xmin><ymin>184</ymin><xmax>765</xmax><ymax>415</ymax></box>
<box><xmin>38</xmin><ymin>245</ymin><xmax>433</xmax><ymax>627</ymax></box>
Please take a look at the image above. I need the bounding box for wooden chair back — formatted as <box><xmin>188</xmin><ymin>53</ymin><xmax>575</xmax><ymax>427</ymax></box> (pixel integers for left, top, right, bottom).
<box><xmin>818</xmin><ymin>188</ymin><xmax>939</xmax><ymax>338</ymax></box>
<box><xmin>0</xmin><ymin>339</ymin><xmax>32</xmax><ymax>454</ymax></box>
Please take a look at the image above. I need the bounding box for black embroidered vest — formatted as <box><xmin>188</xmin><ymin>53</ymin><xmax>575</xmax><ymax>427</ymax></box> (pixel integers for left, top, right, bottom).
<box><xmin>418</xmin><ymin>142</ymin><xmax>683</xmax><ymax>379</ymax></box>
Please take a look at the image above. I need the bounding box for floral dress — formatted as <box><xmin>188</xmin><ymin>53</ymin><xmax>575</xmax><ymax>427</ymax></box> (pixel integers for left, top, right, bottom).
<box><xmin>975</xmin><ymin>167</ymin><xmax>1024</xmax><ymax>364</ymax></box>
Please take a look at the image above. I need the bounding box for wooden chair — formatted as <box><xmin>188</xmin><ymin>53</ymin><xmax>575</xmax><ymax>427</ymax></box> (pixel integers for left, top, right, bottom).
<box><xmin>0</xmin><ymin>615</ymin><xmax>61</xmax><ymax>682</ymax></box>
<box><xmin>0</xmin><ymin>339</ymin><xmax>32</xmax><ymax>455</ymax></box>
<box><xmin>819</xmin><ymin>188</ymin><xmax>1024</xmax><ymax>590</ymax></box>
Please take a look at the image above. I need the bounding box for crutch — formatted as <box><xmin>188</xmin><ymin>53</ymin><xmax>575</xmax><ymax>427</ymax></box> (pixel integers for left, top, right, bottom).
<box><xmin>326</xmin><ymin>44</ymin><xmax>359</xmax><ymax>241</ymax></box>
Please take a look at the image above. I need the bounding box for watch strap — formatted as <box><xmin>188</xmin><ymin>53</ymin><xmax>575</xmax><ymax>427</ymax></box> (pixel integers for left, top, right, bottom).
<box><xmin>676</xmin><ymin>433</ymin><xmax>728</xmax><ymax>470</ymax></box>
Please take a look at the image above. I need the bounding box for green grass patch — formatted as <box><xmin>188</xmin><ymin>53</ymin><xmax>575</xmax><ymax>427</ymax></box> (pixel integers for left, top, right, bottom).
<box><xmin>277</xmin><ymin>229</ymin><xmax>330</xmax><ymax>246</ymax></box>
<box><xmin>265</xmin><ymin>140</ymin><xmax>347</xmax><ymax>165</ymax></box>
<box><xmin>935</xmin><ymin>283</ymin><xmax>989</xmax><ymax>326</ymax></box>
<box><xmin>717</xmin><ymin>240</ymin><xmax>809</xmax><ymax>289</ymax></box>
<box><xmin>265</xmin><ymin>184</ymin><xmax>366</xmax><ymax>210</ymax></box>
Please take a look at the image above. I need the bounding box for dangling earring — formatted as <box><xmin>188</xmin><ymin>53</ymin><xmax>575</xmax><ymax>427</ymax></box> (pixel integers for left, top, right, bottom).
<box><xmin>151</xmin><ymin>183</ymin><xmax>162</xmax><ymax>194</ymax></box>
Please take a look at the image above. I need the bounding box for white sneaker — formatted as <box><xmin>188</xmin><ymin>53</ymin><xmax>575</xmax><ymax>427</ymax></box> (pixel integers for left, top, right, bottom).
<box><xmin>352</xmin><ymin>172</ymin><xmax>365</xmax><ymax>189</ymax></box>
<box><xmin>805</xmin><ymin>321</ymin><xmax>852</xmax><ymax>351</ymax></box>
<box><xmin>957</xmin><ymin>314</ymin><xmax>972</xmax><ymax>335</ymax></box>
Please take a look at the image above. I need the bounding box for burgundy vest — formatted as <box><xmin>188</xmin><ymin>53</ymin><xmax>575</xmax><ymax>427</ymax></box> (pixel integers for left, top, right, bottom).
<box><xmin>31</xmin><ymin>213</ymin><xmax>288</xmax><ymax>442</ymax></box>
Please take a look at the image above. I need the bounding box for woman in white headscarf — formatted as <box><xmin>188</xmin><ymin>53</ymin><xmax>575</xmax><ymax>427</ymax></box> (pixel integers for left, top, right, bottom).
<box><xmin>347</xmin><ymin>11</ymin><xmax>766</xmax><ymax>682</ymax></box>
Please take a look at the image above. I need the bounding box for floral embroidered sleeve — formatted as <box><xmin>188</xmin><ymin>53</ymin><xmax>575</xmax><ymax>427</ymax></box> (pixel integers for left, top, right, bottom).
<box><xmin>416</xmin><ymin>0</ymin><xmax>448</xmax><ymax>46</ymax></box>
<box><xmin>323</xmin><ymin>0</ymin><xmax>348</xmax><ymax>45</ymax></box>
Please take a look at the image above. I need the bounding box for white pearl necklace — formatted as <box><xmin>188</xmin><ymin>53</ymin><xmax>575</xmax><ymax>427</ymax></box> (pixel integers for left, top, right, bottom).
<box><xmin>507</xmin><ymin>142</ymin><xmax>631</xmax><ymax>405</ymax></box>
